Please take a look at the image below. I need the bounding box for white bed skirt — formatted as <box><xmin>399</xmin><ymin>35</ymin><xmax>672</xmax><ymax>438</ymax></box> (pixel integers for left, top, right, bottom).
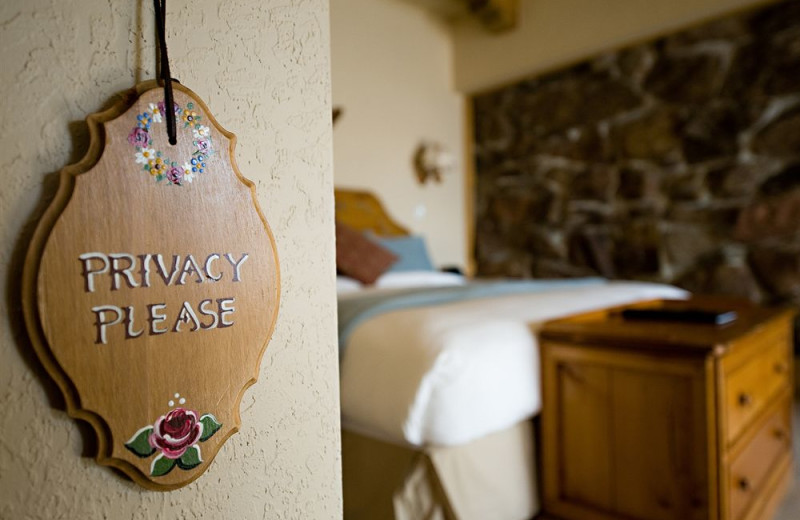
<box><xmin>342</xmin><ymin>420</ymin><xmax>539</xmax><ymax>520</ymax></box>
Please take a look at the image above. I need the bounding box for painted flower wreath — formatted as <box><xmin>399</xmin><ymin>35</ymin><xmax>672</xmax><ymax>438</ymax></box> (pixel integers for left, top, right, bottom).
<box><xmin>127</xmin><ymin>101</ymin><xmax>215</xmax><ymax>186</ymax></box>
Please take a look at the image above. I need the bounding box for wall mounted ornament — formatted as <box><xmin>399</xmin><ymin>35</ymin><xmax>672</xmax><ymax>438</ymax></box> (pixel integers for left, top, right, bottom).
<box><xmin>413</xmin><ymin>140</ymin><xmax>454</xmax><ymax>185</ymax></box>
<box><xmin>22</xmin><ymin>80</ymin><xmax>280</xmax><ymax>490</ymax></box>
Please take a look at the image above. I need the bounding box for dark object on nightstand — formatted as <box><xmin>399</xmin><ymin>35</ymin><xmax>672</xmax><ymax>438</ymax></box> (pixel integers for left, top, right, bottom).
<box><xmin>621</xmin><ymin>307</ymin><xmax>738</xmax><ymax>325</ymax></box>
<box><xmin>440</xmin><ymin>266</ymin><xmax>463</xmax><ymax>275</ymax></box>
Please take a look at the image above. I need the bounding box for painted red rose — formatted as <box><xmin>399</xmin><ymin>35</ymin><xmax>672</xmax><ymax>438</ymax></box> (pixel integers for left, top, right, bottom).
<box><xmin>148</xmin><ymin>408</ymin><xmax>203</xmax><ymax>459</ymax></box>
<box><xmin>166</xmin><ymin>167</ymin><xmax>183</xmax><ymax>185</ymax></box>
<box><xmin>128</xmin><ymin>127</ymin><xmax>150</xmax><ymax>147</ymax></box>
<box><xmin>195</xmin><ymin>138</ymin><xmax>211</xmax><ymax>153</ymax></box>
<box><xmin>158</xmin><ymin>100</ymin><xmax>181</xmax><ymax>115</ymax></box>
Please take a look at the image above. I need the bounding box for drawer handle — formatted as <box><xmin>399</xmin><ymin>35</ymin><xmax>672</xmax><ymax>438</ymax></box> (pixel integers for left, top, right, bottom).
<box><xmin>738</xmin><ymin>478</ymin><xmax>752</xmax><ymax>492</ymax></box>
<box><xmin>738</xmin><ymin>393</ymin><xmax>753</xmax><ymax>406</ymax></box>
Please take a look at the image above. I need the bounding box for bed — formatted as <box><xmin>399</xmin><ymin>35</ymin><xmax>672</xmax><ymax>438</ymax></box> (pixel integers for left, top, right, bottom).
<box><xmin>334</xmin><ymin>189</ymin><xmax>689</xmax><ymax>520</ymax></box>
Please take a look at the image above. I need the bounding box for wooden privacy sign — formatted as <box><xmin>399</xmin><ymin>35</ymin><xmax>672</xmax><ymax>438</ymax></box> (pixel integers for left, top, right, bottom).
<box><xmin>22</xmin><ymin>81</ymin><xmax>280</xmax><ymax>490</ymax></box>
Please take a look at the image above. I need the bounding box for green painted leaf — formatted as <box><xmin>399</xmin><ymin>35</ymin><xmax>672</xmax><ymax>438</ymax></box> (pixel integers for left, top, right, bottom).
<box><xmin>124</xmin><ymin>426</ymin><xmax>155</xmax><ymax>458</ymax></box>
<box><xmin>177</xmin><ymin>445</ymin><xmax>202</xmax><ymax>470</ymax></box>
<box><xmin>200</xmin><ymin>414</ymin><xmax>222</xmax><ymax>442</ymax></box>
<box><xmin>150</xmin><ymin>454</ymin><xmax>176</xmax><ymax>477</ymax></box>
<box><xmin>187</xmin><ymin>102</ymin><xmax>194</xmax><ymax>109</ymax></box>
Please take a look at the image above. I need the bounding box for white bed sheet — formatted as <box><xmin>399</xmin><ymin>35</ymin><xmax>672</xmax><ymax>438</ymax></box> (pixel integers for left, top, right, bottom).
<box><xmin>339</xmin><ymin>281</ymin><xmax>688</xmax><ymax>447</ymax></box>
<box><xmin>337</xmin><ymin>271</ymin><xmax>466</xmax><ymax>295</ymax></box>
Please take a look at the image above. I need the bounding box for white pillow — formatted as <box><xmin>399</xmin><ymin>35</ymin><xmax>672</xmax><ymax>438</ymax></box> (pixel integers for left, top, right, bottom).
<box><xmin>374</xmin><ymin>271</ymin><xmax>465</xmax><ymax>289</ymax></box>
<box><xmin>336</xmin><ymin>276</ymin><xmax>363</xmax><ymax>295</ymax></box>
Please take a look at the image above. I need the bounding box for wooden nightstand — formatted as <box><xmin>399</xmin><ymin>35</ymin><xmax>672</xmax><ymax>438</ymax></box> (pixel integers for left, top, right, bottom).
<box><xmin>538</xmin><ymin>298</ymin><xmax>795</xmax><ymax>520</ymax></box>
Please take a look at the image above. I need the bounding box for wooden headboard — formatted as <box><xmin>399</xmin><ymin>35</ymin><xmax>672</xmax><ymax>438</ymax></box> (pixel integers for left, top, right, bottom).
<box><xmin>334</xmin><ymin>189</ymin><xmax>409</xmax><ymax>237</ymax></box>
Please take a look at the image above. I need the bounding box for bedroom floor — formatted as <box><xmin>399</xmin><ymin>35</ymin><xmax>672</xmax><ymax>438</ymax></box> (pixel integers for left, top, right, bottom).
<box><xmin>774</xmin><ymin>398</ymin><xmax>800</xmax><ymax>520</ymax></box>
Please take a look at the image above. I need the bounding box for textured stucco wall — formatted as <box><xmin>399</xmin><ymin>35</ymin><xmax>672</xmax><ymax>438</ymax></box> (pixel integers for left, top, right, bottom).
<box><xmin>331</xmin><ymin>0</ymin><xmax>468</xmax><ymax>270</ymax></box>
<box><xmin>0</xmin><ymin>1</ymin><xmax>341</xmax><ymax>518</ymax></box>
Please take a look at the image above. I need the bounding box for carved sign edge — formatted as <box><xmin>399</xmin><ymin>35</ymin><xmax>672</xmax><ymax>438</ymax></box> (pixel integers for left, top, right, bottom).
<box><xmin>21</xmin><ymin>80</ymin><xmax>281</xmax><ymax>490</ymax></box>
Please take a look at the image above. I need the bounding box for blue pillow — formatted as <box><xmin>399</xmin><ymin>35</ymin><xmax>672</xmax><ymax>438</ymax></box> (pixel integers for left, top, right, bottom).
<box><xmin>371</xmin><ymin>235</ymin><xmax>435</xmax><ymax>272</ymax></box>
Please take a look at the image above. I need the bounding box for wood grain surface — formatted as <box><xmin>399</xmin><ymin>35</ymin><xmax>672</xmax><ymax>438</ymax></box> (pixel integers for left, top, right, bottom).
<box><xmin>334</xmin><ymin>189</ymin><xmax>409</xmax><ymax>237</ymax></box>
<box><xmin>539</xmin><ymin>298</ymin><xmax>795</xmax><ymax>520</ymax></box>
<box><xmin>22</xmin><ymin>81</ymin><xmax>280</xmax><ymax>490</ymax></box>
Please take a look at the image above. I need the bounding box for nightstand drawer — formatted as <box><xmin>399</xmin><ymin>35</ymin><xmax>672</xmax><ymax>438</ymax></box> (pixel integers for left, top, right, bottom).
<box><xmin>539</xmin><ymin>299</ymin><xmax>795</xmax><ymax>520</ymax></box>
<box><xmin>727</xmin><ymin>397</ymin><xmax>791</xmax><ymax>520</ymax></box>
<box><xmin>723</xmin><ymin>340</ymin><xmax>790</xmax><ymax>444</ymax></box>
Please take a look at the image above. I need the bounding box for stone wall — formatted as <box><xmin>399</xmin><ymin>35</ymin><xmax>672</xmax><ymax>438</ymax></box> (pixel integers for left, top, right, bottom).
<box><xmin>473</xmin><ymin>0</ymin><xmax>800</xmax><ymax>308</ymax></box>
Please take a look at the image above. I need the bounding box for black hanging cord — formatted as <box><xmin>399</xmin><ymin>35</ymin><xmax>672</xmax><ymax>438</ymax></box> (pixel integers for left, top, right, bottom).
<box><xmin>153</xmin><ymin>0</ymin><xmax>177</xmax><ymax>145</ymax></box>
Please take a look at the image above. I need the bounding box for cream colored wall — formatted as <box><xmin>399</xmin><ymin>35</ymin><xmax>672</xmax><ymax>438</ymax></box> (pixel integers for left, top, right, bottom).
<box><xmin>331</xmin><ymin>0</ymin><xmax>467</xmax><ymax>269</ymax></box>
<box><xmin>453</xmin><ymin>0</ymin><xmax>775</xmax><ymax>93</ymax></box>
<box><xmin>0</xmin><ymin>1</ymin><xmax>341</xmax><ymax>518</ymax></box>
<box><xmin>329</xmin><ymin>0</ymin><xmax>767</xmax><ymax>267</ymax></box>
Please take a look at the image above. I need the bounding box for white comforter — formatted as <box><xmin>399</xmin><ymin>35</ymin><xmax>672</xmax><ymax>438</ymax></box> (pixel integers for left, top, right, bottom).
<box><xmin>339</xmin><ymin>280</ymin><xmax>688</xmax><ymax>447</ymax></box>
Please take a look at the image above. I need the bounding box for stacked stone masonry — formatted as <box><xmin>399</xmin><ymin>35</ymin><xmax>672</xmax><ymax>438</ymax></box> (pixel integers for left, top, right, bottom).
<box><xmin>473</xmin><ymin>0</ymin><xmax>800</xmax><ymax>313</ymax></box>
